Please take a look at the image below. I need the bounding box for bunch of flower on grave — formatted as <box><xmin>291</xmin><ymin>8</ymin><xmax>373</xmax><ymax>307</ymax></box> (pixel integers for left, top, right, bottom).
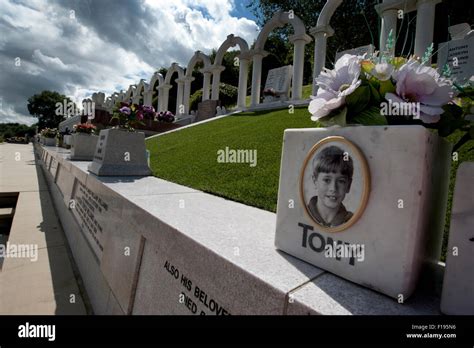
<box><xmin>41</xmin><ymin>128</ymin><xmax>58</xmax><ymax>138</ymax></box>
<box><xmin>142</xmin><ymin>105</ymin><xmax>157</xmax><ymax>120</ymax></box>
<box><xmin>73</xmin><ymin>123</ymin><xmax>96</xmax><ymax>135</ymax></box>
<box><xmin>263</xmin><ymin>87</ymin><xmax>277</xmax><ymax>97</ymax></box>
<box><xmin>308</xmin><ymin>30</ymin><xmax>474</xmax><ymax>152</ymax></box>
<box><xmin>156</xmin><ymin>111</ymin><xmax>175</xmax><ymax>123</ymax></box>
<box><xmin>111</xmin><ymin>102</ymin><xmax>146</xmax><ymax>131</ymax></box>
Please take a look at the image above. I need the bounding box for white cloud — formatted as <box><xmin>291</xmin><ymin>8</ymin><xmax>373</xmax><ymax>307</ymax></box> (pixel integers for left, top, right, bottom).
<box><xmin>0</xmin><ymin>104</ymin><xmax>37</xmax><ymax>126</ymax></box>
<box><xmin>0</xmin><ymin>0</ymin><xmax>259</xmax><ymax>125</ymax></box>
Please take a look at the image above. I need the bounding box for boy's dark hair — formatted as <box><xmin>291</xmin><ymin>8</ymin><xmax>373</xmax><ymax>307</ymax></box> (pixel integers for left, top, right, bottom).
<box><xmin>312</xmin><ymin>145</ymin><xmax>354</xmax><ymax>180</ymax></box>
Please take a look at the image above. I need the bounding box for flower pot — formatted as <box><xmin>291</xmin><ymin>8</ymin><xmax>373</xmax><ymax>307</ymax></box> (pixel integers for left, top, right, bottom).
<box><xmin>275</xmin><ymin>125</ymin><xmax>452</xmax><ymax>299</ymax></box>
<box><xmin>70</xmin><ymin>133</ymin><xmax>99</xmax><ymax>161</ymax></box>
<box><xmin>43</xmin><ymin>137</ymin><xmax>56</xmax><ymax>146</ymax></box>
<box><xmin>87</xmin><ymin>128</ymin><xmax>151</xmax><ymax>176</ymax></box>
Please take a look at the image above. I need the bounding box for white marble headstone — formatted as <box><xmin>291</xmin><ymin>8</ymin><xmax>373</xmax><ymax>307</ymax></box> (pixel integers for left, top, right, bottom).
<box><xmin>264</xmin><ymin>65</ymin><xmax>292</xmax><ymax>101</ymax></box>
<box><xmin>437</xmin><ymin>34</ymin><xmax>473</xmax><ymax>85</ymax></box>
<box><xmin>335</xmin><ymin>44</ymin><xmax>374</xmax><ymax>61</ymax></box>
<box><xmin>275</xmin><ymin>126</ymin><xmax>452</xmax><ymax>300</ymax></box>
<box><xmin>88</xmin><ymin>128</ymin><xmax>151</xmax><ymax>176</ymax></box>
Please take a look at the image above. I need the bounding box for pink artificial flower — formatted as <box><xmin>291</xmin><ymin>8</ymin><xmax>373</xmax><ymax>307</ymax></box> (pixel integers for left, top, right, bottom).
<box><xmin>386</xmin><ymin>59</ymin><xmax>454</xmax><ymax>123</ymax></box>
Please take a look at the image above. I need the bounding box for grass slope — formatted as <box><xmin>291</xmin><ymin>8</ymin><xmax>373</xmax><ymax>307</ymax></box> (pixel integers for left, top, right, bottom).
<box><xmin>147</xmin><ymin>106</ymin><xmax>314</xmax><ymax>211</ymax></box>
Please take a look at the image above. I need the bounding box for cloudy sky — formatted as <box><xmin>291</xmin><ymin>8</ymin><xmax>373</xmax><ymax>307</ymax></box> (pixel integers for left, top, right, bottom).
<box><xmin>0</xmin><ymin>0</ymin><xmax>260</xmax><ymax>125</ymax></box>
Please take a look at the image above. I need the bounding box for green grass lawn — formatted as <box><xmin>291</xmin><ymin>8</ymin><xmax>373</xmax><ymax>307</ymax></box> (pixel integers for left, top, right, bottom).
<box><xmin>147</xmin><ymin>106</ymin><xmax>314</xmax><ymax>211</ymax></box>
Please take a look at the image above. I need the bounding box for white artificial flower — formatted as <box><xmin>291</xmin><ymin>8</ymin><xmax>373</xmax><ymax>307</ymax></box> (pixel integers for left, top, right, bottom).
<box><xmin>309</xmin><ymin>54</ymin><xmax>362</xmax><ymax>121</ymax></box>
<box><xmin>372</xmin><ymin>62</ymin><xmax>394</xmax><ymax>81</ymax></box>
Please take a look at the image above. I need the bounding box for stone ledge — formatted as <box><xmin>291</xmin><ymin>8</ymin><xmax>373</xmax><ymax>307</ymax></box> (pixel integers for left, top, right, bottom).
<box><xmin>37</xmin><ymin>144</ymin><xmax>443</xmax><ymax>315</ymax></box>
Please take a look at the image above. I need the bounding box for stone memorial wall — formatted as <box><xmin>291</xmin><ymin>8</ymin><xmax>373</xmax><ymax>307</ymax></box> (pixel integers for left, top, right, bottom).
<box><xmin>36</xmin><ymin>144</ymin><xmax>443</xmax><ymax>315</ymax></box>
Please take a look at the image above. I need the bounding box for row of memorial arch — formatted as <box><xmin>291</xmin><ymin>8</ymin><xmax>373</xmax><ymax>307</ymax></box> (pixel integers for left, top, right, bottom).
<box><xmin>94</xmin><ymin>1</ymin><xmax>439</xmax><ymax>118</ymax></box>
<box><xmin>100</xmin><ymin>10</ymin><xmax>311</xmax><ymax>118</ymax></box>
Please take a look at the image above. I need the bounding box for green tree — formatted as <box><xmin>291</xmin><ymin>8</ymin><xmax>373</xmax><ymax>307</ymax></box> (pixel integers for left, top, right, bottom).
<box><xmin>0</xmin><ymin>123</ymin><xmax>37</xmax><ymax>138</ymax></box>
<box><xmin>208</xmin><ymin>49</ymin><xmax>241</xmax><ymax>87</ymax></box>
<box><xmin>27</xmin><ymin>90</ymin><xmax>74</xmax><ymax>129</ymax></box>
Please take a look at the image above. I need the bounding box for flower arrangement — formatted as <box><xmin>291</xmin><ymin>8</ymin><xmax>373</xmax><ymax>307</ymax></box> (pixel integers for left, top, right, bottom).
<box><xmin>157</xmin><ymin>111</ymin><xmax>175</xmax><ymax>123</ymax></box>
<box><xmin>41</xmin><ymin>128</ymin><xmax>58</xmax><ymax>138</ymax></box>
<box><xmin>309</xmin><ymin>35</ymin><xmax>473</xmax><ymax>152</ymax></box>
<box><xmin>111</xmin><ymin>102</ymin><xmax>152</xmax><ymax>131</ymax></box>
<box><xmin>73</xmin><ymin>123</ymin><xmax>96</xmax><ymax>134</ymax></box>
<box><xmin>142</xmin><ymin>105</ymin><xmax>157</xmax><ymax>120</ymax></box>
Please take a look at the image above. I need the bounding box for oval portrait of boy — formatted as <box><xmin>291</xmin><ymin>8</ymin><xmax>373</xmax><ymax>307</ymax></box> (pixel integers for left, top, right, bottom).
<box><xmin>299</xmin><ymin>136</ymin><xmax>370</xmax><ymax>233</ymax></box>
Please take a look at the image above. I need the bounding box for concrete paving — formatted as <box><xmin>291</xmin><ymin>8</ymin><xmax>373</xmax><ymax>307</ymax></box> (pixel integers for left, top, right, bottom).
<box><xmin>0</xmin><ymin>143</ymin><xmax>87</xmax><ymax>314</ymax></box>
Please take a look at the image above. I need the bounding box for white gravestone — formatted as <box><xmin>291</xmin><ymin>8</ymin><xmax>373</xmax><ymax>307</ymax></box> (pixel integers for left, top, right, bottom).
<box><xmin>437</xmin><ymin>26</ymin><xmax>473</xmax><ymax>85</ymax></box>
<box><xmin>335</xmin><ymin>44</ymin><xmax>374</xmax><ymax>61</ymax></box>
<box><xmin>275</xmin><ymin>126</ymin><xmax>452</xmax><ymax>300</ymax></box>
<box><xmin>70</xmin><ymin>134</ymin><xmax>99</xmax><ymax>161</ymax></box>
<box><xmin>441</xmin><ymin>162</ymin><xmax>474</xmax><ymax>315</ymax></box>
<box><xmin>263</xmin><ymin>65</ymin><xmax>292</xmax><ymax>103</ymax></box>
<box><xmin>88</xmin><ymin>129</ymin><xmax>151</xmax><ymax>176</ymax></box>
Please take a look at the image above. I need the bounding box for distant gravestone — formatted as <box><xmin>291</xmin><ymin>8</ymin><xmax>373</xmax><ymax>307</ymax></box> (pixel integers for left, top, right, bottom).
<box><xmin>263</xmin><ymin>65</ymin><xmax>292</xmax><ymax>103</ymax></box>
<box><xmin>335</xmin><ymin>44</ymin><xmax>374</xmax><ymax>61</ymax></box>
<box><xmin>437</xmin><ymin>25</ymin><xmax>473</xmax><ymax>85</ymax></box>
<box><xmin>448</xmin><ymin>23</ymin><xmax>472</xmax><ymax>40</ymax></box>
<box><xmin>196</xmin><ymin>100</ymin><xmax>219</xmax><ymax>122</ymax></box>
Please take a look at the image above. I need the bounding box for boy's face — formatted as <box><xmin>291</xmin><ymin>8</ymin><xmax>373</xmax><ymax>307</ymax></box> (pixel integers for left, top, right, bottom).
<box><xmin>313</xmin><ymin>171</ymin><xmax>351</xmax><ymax>210</ymax></box>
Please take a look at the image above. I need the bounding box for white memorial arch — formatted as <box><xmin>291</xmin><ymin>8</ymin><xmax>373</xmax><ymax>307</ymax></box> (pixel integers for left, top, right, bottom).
<box><xmin>249</xmin><ymin>11</ymin><xmax>312</xmax><ymax>107</ymax></box>
<box><xmin>100</xmin><ymin>0</ymin><xmax>443</xmax><ymax>117</ymax></box>
<box><xmin>183</xmin><ymin>51</ymin><xmax>212</xmax><ymax>115</ymax></box>
<box><xmin>311</xmin><ymin>0</ymin><xmax>441</xmax><ymax>94</ymax></box>
<box><xmin>212</xmin><ymin>34</ymin><xmax>250</xmax><ymax>109</ymax></box>
<box><xmin>147</xmin><ymin>71</ymin><xmax>165</xmax><ymax>111</ymax></box>
<box><xmin>124</xmin><ymin>84</ymin><xmax>137</xmax><ymax>103</ymax></box>
<box><xmin>162</xmin><ymin>63</ymin><xmax>186</xmax><ymax>117</ymax></box>
<box><xmin>132</xmin><ymin>79</ymin><xmax>149</xmax><ymax>105</ymax></box>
